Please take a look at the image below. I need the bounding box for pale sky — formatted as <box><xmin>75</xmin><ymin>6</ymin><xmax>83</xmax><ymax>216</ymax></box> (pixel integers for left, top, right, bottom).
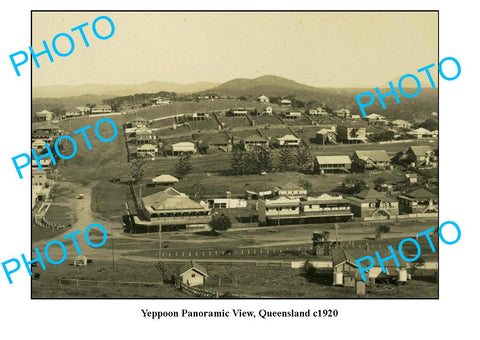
<box><xmin>32</xmin><ymin>11</ymin><xmax>438</xmax><ymax>88</ymax></box>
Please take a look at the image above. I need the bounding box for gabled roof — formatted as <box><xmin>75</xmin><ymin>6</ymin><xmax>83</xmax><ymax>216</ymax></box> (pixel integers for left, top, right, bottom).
<box><xmin>37</xmin><ymin>109</ymin><xmax>52</xmax><ymax>114</ymax></box>
<box><xmin>366</xmin><ymin>113</ymin><xmax>386</xmax><ymax>119</ymax></box>
<box><xmin>408</xmin><ymin>146</ymin><xmax>433</xmax><ymax>157</ymax></box>
<box><xmin>135</xmin><ymin>127</ymin><xmax>152</xmax><ymax>134</ymax></box>
<box><xmin>354</xmin><ymin>150</ymin><xmax>390</xmax><ymax>162</ymax></box>
<box><xmin>137</xmin><ymin>144</ymin><xmax>157</xmax><ymax>150</ymax></box>
<box><xmin>243</xmin><ymin>135</ymin><xmax>267</xmax><ymax>142</ymax></box>
<box><xmin>142</xmin><ymin>187</ymin><xmax>206</xmax><ymax>211</ymax></box>
<box><xmin>172</xmin><ymin>142</ymin><xmax>195</xmax><ymax>148</ymax></box>
<box><xmin>152</xmin><ymin>174</ymin><xmax>179</xmax><ymax>184</ymax></box>
<box><xmin>332</xmin><ymin>248</ymin><xmax>408</xmax><ymax>268</ymax></box>
<box><xmin>410</xmin><ymin>127</ymin><xmax>431</xmax><ymax>134</ymax></box>
<box><xmin>180</xmin><ymin>261</ymin><xmax>208</xmax><ymax>277</ymax></box>
<box><xmin>277</xmin><ymin>134</ymin><xmax>300</xmax><ymax>141</ymax></box>
<box><xmin>404</xmin><ymin>188</ymin><xmax>437</xmax><ymax>199</ymax></box>
<box><xmin>355</xmin><ymin>188</ymin><xmax>387</xmax><ymax>200</ymax></box>
<box><xmin>315</xmin><ymin>155</ymin><xmax>351</xmax><ymax>165</ymax></box>
<box><xmin>316</xmin><ymin>128</ymin><xmax>336</xmax><ymax>135</ymax></box>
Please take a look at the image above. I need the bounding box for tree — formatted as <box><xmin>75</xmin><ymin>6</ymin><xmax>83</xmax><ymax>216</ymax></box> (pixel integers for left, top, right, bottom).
<box><xmin>373</xmin><ymin>177</ymin><xmax>386</xmax><ymax>190</ymax></box>
<box><xmin>191</xmin><ymin>183</ymin><xmax>205</xmax><ymax>199</ymax></box>
<box><xmin>410</xmin><ymin>256</ymin><xmax>425</xmax><ymax>277</ymax></box>
<box><xmin>209</xmin><ymin>214</ymin><xmax>232</xmax><ymax>233</ymax></box>
<box><xmin>339</xmin><ymin>177</ymin><xmax>367</xmax><ymax>194</ymax></box>
<box><xmin>175</xmin><ymin>154</ymin><xmax>193</xmax><ymax>179</ymax></box>
<box><xmin>277</xmin><ymin>147</ymin><xmax>294</xmax><ymax>172</ymax></box>
<box><xmin>230</xmin><ymin>148</ymin><xmax>245</xmax><ymax>175</ymax></box>
<box><xmin>243</xmin><ymin>146</ymin><xmax>272</xmax><ymax>174</ymax></box>
<box><xmin>301</xmin><ymin>260</ymin><xmax>317</xmax><ymax>277</ymax></box>
<box><xmin>295</xmin><ymin>146</ymin><xmax>312</xmax><ymax>171</ymax></box>
<box><xmin>130</xmin><ymin>158</ymin><xmax>145</xmax><ymax>185</ymax></box>
<box><xmin>297</xmin><ymin>178</ymin><xmax>312</xmax><ymax>192</ymax></box>
<box><xmin>376</xmin><ymin>225</ymin><xmax>391</xmax><ymax>234</ymax></box>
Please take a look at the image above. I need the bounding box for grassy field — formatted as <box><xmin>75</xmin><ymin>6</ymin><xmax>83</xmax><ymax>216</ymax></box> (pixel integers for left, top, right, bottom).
<box><xmin>31</xmin><ymin>259</ymin><xmax>437</xmax><ymax>298</ymax></box>
<box><xmin>251</xmin><ymin>115</ymin><xmax>283</xmax><ymax>125</ymax></box>
<box><xmin>220</xmin><ymin>116</ymin><xmax>252</xmax><ymax>128</ymax></box>
<box><xmin>44</xmin><ymin>204</ymin><xmax>77</xmax><ymax>227</ymax></box>
<box><xmin>31</xmin><ymin>260</ymin><xmax>185</xmax><ymax>298</ymax></box>
<box><xmin>91</xmin><ymin>181</ymin><xmax>135</xmax><ymax>221</ymax></box>
<box><xmin>32</xmin><ymin>224</ymin><xmax>73</xmax><ymax>242</ymax></box>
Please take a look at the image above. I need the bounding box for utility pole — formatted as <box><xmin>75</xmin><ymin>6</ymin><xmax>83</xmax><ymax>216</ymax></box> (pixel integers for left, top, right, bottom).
<box><xmin>335</xmin><ymin>223</ymin><xmax>339</xmax><ymax>245</ymax></box>
<box><xmin>158</xmin><ymin>225</ymin><xmax>162</xmax><ymax>264</ymax></box>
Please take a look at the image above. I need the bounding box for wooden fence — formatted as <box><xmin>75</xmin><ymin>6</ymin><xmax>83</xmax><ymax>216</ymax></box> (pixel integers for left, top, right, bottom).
<box><xmin>157</xmin><ymin>262</ymin><xmax>218</xmax><ymax>298</ymax></box>
<box><xmin>158</xmin><ymin>246</ymin><xmax>310</xmax><ymax>258</ymax></box>
<box><xmin>33</xmin><ymin>215</ymin><xmax>67</xmax><ymax>230</ymax></box>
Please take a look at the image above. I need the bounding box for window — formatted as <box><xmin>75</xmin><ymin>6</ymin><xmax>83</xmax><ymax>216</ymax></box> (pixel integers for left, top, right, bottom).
<box><xmin>191</xmin><ymin>274</ymin><xmax>196</xmax><ymax>278</ymax></box>
<box><xmin>292</xmin><ymin>207</ymin><xmax>295</xmax><ymax>210</ymax></box>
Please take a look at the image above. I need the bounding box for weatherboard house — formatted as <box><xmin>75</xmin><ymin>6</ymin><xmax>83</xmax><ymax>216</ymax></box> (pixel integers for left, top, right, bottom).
<box><xmin>352</xmin><ymin>150</ymin><xmax>391</xmax><ymax>169</ymax></box>
<box><xmin>135</xmin><ymin>187</ymin><xmax>211</xmax><ymax>232</ymax></box>
<box><xmin>332</xmin><ymin>248</ymin><xmax>408</xmax><ymax>286</ymax></box>
<box><xmin>314</xmin><ymin>155</ymin><xmax>351</xmax><ymax>173</ymax></box>
<box><xmin>91</xmin><ymin>105</ymin><xmax>112</xmax><ymax>114</ymax></box>
<box><xmin>179</xmin><ymin>261</ymin><xmax>209</xmax><ymax>287</ymax></box>
<box><xmin>258</xmin><ymin>95</ymin><xmax>269</xmax><ymax>103</ymax></box>
<box><xmin>347</xmin><ymin>188</ymin><xmax>399</xmax><ymax>219</ymax></box>
<box><xmin>398</xmin><ymin>188</ymin><xmax>438</xmax><ymax>214</ymax></box>
<box><xmin>241</xmin><ymin>135</ymin><xmax>268</xmax><ymax>150</ymax></box>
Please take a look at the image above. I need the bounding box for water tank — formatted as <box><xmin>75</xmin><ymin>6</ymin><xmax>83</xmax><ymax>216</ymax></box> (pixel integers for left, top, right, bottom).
<box><xmin>397</xmin><ymin>268</ymin><xmax>407</xmax><ymax>282</ymax></box>
<box><xmin>333</xmin><ymin>272</ymin><xmax>343</xmax><ymax>286</ymax></box>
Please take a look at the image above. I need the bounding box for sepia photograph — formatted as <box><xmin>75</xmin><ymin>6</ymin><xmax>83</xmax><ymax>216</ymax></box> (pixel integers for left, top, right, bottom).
<box><xmin>30</xmin><ymin>11</ymin><xmax>439</xmax><ymax>298</ymax></box>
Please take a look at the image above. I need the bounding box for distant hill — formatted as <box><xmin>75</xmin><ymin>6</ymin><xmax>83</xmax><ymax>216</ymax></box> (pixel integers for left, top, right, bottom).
<box><xmin>212</xmin><ymin>75</ymin><xmax>321</xmax><ymax>96</ymax></box>
<box><xmin>33</xmin><ymin>81</ymin><xmax>219</xmax><ymax>98</ymax></box>
<box><xmin>198</xmin><ymin>75</ymin><xmax>438</xmax><ymax>122</ymax></box>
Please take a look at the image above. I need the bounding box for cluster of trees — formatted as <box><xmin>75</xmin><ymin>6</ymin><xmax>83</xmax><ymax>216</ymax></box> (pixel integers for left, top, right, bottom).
<box><xmin>230</xmin><ymin>145</ymin><xmax>312</xmax><ymax>175</ymax></box>
<box><xmin>277</xmin><ymin>146</ymin><xmax>312</xmax><ymax>172</ymax></box>
<box><xmin>414</xmin><ymin>117</ymin><xmax>438</xmax><ymax>131</ymax></box>
<box><xmin>338</xmin><ymin>177</ymin><xmax>368</xmax><ymax>194</ymax></box>
<box><xmin>269</xmin><ymin>95</ymin><xmax>305</xmax><ymax>108</ymax></box>
<box><xmin>103</xmin><ymin>91</ymin><xmax>178</xmax><ymax>109</ymax></box>
<box><xmin>174</xmin><ymin>155</ymin><xmax>193</xmax><ymax>179</ymax></box>
<box><xmin>230</xmin><ymin>146</ymin><xmax>273</xmax><ymax>175</ymax></box>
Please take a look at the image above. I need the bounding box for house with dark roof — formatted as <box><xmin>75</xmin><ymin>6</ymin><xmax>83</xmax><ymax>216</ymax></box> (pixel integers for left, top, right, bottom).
<box><xmin>398</xmin><ymin>189</ymin><xmax>438</xmax><ymax>214</ymax></box>
<box><xmin>347</xmin><ymin>188</ymin><xmax>399</xmax><ymax>219</ymax></box>
<box><xmin>241</xmin><ymin>135</ymin><xmax>268</xmax><ymax>150</ymax></box>
<box><xmin>316</xmin><ymin>128</ymin><xmax>337</xmax><ymax>145</ymax></box>
<box><xmin>135</xmin><ymin>187</ymin><xmax>211</xmax><ymax>231</ymax></box>
<box><xmin>405</xmin><ymin>146</ymin><xmax>436</xmax><ymax>167</ymax></box>
<box><xmin>135</xmin><ymin>126</ymin><xmax>156</xmax><ymax>144</ymax></box>
<box><xmin>179</xmin><ymin>261</ymin><xmax>209</xmax><ymax>287</ymax></box>
<box><xmin>336</xmin><ymin>125</ymin><xmax>367</xmax><ymax>144</ymax></box>
<box><xmin>352</xmin><ymin>150</ymin><xmax>391</xmax><ymax>169</ymax></box>
<box><xmin>314</xmin><ymin>155</ymin><xmax>351</xmax><ymax>173</ymax></box>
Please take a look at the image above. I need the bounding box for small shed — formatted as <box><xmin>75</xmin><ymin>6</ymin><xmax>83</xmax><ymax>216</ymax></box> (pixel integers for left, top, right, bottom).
<box><xmin>74</xmin><ymin>255</ymin><xmax>87</xmax><ymax>267</ymax></box>
<box><xmin>179</xmin><ymin>261</ymin><xmax>209</xmax><ymax>287</ymax></box>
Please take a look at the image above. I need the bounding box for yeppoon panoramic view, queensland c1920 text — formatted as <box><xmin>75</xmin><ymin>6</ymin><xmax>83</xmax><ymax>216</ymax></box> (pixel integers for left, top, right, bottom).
<box><xmin>30</xmin><ymin>11</ymin><xmax>439</xmax><ymax>298</ymax></box>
